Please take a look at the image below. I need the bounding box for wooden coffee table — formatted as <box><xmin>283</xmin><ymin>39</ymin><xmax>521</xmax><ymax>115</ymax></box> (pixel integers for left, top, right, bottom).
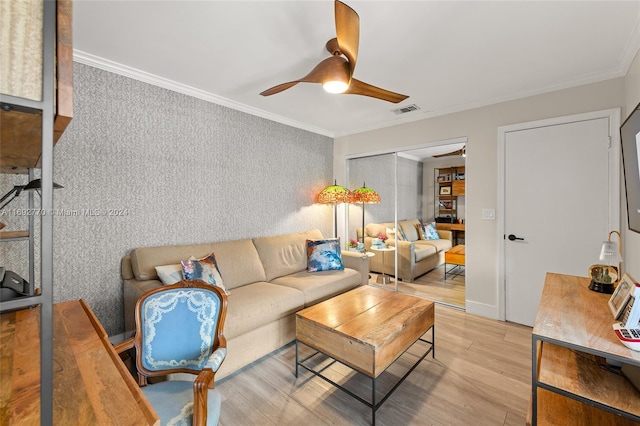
<box><xmin>444</xmin><ymin>244</ymin><xmax>465</xmax><ymax>280</ymax></box>
<box><xmin>295</xmin><ymin>286</ymin><xmax>435</xmax><ymax>424</ymax></box>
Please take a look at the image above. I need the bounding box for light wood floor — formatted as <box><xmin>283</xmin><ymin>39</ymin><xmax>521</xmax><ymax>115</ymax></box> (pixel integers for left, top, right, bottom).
<box><xmin>216</xmin><ymin>302</ymin><xmax>532</xmax><ymax>426</ymax></box>
<box><xmin>371</xmin><ymin>265</ymin><xmax>466</xmax><ymax>309</ymax></box>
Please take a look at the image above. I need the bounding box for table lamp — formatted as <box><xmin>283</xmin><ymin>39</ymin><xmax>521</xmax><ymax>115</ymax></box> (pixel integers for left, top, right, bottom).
<box><xmin>588</xmin><ymin>230</ymin><xmax>623</xmax><ymax>294</ymax></box>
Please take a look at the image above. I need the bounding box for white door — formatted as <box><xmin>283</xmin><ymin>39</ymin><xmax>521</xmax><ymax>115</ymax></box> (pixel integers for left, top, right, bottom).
<box><xmin>502</xmin><ymin>112</ymin><xmax>619</xmax><ymax>326</ymax></box>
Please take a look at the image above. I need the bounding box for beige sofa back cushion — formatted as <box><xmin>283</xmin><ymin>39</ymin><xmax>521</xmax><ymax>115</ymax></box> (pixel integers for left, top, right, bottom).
<box><xmin>130</xmin><ymin>243</ymin><xmax>217</xmax><ymax>281</ymax></box>
<box><xmin>129</xmin><ymin>239</ymin><xmax>268</xmax><ymax>290</ymax></box>
<box><xmin>253</xmin><ymin>229</ymin><xmax>323</xmax><ymax>281</ymax></box>
<box><xmin>364</xmin><ymin>222</ymin><xmax>394</xmax><ymax>239</ymax></box>
<box><xmin>210</xmin><ymin>239</ymin><xmax>267</xmax><ymax>290</ymax></box>
<box><xmin>399</xmin><ymin>219</ymin><xmax>421</xmax><ymax>242</ymax></box>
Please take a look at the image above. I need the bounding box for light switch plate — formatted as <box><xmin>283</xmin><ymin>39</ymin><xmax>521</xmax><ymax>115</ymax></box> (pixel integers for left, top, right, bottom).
<box><xmin>482</xmin><ymin>209</ymin><xmax>496</xmax><ymax>220</ymax></box>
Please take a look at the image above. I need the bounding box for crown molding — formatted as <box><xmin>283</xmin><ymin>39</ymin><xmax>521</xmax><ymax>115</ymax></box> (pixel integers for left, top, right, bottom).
<box><xmin>72</xmin><ymin>49</ymin><xmax>335</xmax><ymax>138</ymax></box>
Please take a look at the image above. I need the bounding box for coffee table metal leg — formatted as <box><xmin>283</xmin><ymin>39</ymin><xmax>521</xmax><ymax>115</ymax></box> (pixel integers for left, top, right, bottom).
<box><xmin>432</xmin><ymin>325</ymin><xmax>435</xmax><ymax>359</ymax></box>
<box><xmin>372</xmin><ymin>378</ymin><xmax>376</xmax><ymax>425</ymax></box>
<box><xmin>295</xmin><ymin>330</ymin><xmax>434</xmax><ymax>425</ymax></box>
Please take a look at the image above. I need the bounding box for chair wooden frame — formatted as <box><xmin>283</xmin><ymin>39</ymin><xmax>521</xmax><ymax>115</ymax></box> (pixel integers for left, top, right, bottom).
<box><xmin>115</xmin><ymin>279</ymin><xmax>227</xmax><ymax>425</ymax></box>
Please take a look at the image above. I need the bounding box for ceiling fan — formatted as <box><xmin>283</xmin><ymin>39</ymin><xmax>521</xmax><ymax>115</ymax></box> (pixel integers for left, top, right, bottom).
<box><xmin>433</xmin><ymin>145</ymin><xmax>466</xmax><ymax>158</ymax></box>
<box><xmin>260</xmin><ymin>0</ymin><xmax>408</xmax><ymax>103</ymax></box>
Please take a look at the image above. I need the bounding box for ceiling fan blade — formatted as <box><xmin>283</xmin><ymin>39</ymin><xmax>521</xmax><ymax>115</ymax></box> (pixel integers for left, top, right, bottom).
<box><xmin>344</xmin><ymin>78</ymin><xmax>409</xmax><ymax>103</ymax></box>
<box><xmin>260</xmin><ymin>81</ymin><xmax>301</xmax><ymax>96</ymax></box>
<box><xmin>433</xmin><ymin>149</ymin><xmax>464</xmax><ymax>158</ymax></box>
<box><xmin>335</xmin><ymin>0</ymin><xmax>359</xmax><ymax>77</ymax></box>
<box><xmin>261</xmin><ymin>56</ymin><xmax>349</xmax><ymax>97</ymax></box>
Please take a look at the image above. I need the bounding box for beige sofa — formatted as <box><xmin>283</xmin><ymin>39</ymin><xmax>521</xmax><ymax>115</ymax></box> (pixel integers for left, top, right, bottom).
<box><xmin>121</xmin><ymin>229</ymin><xmax>369</xmax><ymax>379</ymax></box>
<box><xmin>359</xmin><ymin>219</ymin><xmax>452</xmax><ymax>282</ymax></box>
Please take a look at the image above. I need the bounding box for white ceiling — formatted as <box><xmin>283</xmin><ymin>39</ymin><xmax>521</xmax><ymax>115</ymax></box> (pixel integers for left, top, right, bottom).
<box><xmin>73</xmin><ymin>1</ymin><xmax>640</xmax><ymax>138</ymax></box>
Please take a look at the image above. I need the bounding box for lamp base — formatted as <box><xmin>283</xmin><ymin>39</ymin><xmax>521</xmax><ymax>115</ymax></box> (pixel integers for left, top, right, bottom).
<box><xmin>588</xmin><ymin>280</ymin><xmax>615</xmax><ymax>294</ymax></box>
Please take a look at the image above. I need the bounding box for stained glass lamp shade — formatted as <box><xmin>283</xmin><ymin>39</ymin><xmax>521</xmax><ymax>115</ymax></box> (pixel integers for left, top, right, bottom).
<box><xmin>317</xmin><ymin>180</ymin><xmax>351</xmax><ymax>237</ymax></box>
<box><xmin>348</xmin><ymin>184</ymin><xmax>381</xmax><ymax>243</ymax></box>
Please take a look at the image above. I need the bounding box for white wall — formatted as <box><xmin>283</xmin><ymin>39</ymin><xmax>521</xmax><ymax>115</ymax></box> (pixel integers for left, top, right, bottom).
<box><xmin>335</xmin><ymin>77</ymin><xmax>626</xmax><ymax>318</ymax></box>
<box><xmin>624</xmin><ymin>50</ymin><xmax>640</xmax><ymax>280</ymax></box>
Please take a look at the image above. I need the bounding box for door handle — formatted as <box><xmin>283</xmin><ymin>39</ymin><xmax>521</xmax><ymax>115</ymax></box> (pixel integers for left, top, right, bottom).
<box><xmin>507</xmin><ymin>234</ymin><xmax>524</xmax><ymax>241</ymax></box>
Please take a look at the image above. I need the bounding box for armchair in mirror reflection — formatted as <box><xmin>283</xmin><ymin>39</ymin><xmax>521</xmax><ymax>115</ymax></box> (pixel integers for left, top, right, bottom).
<box><xmin>0</xmin><ymin>267</ymin><xmax>34</xmax><ymax>302</ymax></box>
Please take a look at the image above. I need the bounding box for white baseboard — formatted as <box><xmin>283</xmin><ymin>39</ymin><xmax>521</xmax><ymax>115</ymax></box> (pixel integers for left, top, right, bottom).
<box><xmin>465</xmin><ymin>300</ymin><xmax>500</xmax><ymax>320</ymax></box>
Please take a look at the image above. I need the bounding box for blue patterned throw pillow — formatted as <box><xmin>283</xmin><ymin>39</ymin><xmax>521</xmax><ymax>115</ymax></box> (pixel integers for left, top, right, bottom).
<box><xmin>424</xmin><ymin>223</ymin><xmax>440</xmax><ymax>240</ymax></box>
<box><xmin>181</xmin><ymin>252</ymin><xmax>227</xmax><ymax>293</ymax></box>
<box><xmin>307</xmin><ymin>239</ymin><xmax>344</xmax><ymax>272</ymax></box>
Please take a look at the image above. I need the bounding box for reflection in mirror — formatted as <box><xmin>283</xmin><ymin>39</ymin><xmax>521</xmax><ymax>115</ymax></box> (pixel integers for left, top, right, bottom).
<box><xmin>346</xmin><ymin>140</ymin><xmax>467</xmax><ymax>309</ymax></box>
<box><xmin>347</xmin><ymin>153</ymin><xmax>398</xmax><ymax>287</ymax></box>
<box><xmin>347</xmin><ymin>152</ymin><xmax>425</xmax><ymax>290</ymax></box>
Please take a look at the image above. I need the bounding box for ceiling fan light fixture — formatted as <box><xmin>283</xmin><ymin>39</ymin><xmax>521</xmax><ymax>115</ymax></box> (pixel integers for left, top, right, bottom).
<box><xmin>323</xmin><ymin>80</ymin><xmax>349</xmax><ymax>94</ymax></box>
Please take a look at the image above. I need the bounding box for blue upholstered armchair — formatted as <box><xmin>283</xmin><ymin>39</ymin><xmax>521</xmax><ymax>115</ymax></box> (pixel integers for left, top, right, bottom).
<box><xmin>115</xmin><ymin>280</ymin><xmax>228</xmax><ymax>426</ymax></box>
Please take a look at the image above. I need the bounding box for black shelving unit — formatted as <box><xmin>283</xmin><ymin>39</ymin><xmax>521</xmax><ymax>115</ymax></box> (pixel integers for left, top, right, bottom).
<box><xmin>0</xmin><ymin>1</ymin><xmax>57</xmax><ymax>423</ymax></box>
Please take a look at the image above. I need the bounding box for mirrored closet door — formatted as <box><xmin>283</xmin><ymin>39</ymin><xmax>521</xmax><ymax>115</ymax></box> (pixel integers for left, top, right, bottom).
<box><xmin>345</xmin><ymin>139</ymin><xmax>466</xmax><ymax>308</ymax></box>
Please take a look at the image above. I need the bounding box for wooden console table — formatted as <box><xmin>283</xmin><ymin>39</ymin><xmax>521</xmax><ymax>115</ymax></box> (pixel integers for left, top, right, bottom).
<box><xmin>0</xmin><ymin>300</ymin><xmax>159</xmax><ymax>425</ymax></box>
<box><xmin>435</xmin><ymin>223</ymin><xmax>465</xmax><ymax>245</ymax></box>
<box><xmin>530</xmin><ymin>273</ymin><xmax>640</xmax><ymax>425</ymax></box>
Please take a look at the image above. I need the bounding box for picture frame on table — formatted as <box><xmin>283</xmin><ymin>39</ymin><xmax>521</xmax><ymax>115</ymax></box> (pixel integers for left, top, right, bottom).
<box><xmin>439</xmin><ymin>186</ymin><xmax>452</xmax><ymax>195</ymax></box>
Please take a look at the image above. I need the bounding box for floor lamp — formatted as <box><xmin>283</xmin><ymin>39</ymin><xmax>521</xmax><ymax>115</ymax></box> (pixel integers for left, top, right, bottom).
<box><xmin>317</xmin><ymin>180</ymin><xmax>351</xmax><ymax>238</ymax></box>
<box><xmin>348</xmin><ymin>183</ymin><xmax>381</xmax><ymax>243</ymax></box>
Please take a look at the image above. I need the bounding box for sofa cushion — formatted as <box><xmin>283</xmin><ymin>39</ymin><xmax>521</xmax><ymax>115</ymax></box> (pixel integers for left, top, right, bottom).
<box><xmin>414</xmin><ymin>243</ymin><xmax>437</xmax><ymax>262</ymax></box>
<box><xmin>224</xmin><ymin>282</ymin><xmax>304</xmax><ymax>339</ymax></box>
<box><xmin>307</xmin><ymin>239</ymin><xmax>343</xmax><ymax>272</ymax></box>
<box><xmin>270</xmin><ymin>269</ymin><xmax>361</xmax><ymax>306</ymax></box>
<box><xmin>130</xmin><ymin>243</ymin><xmax>217</xmax><ymax>281</ymax></box>
<box><xmin>209</xmin><ymin>239</ymin><xmax>267</xmax><ymax>290</ymax></box>
<box><xmin>398</xmin><ymin>219</ymin><xmax>421</xmax><ymax>242</ymax></box>
<box><xmin>386</xmin><ymin>227</ymin><xmax>403</xmax><ymax>241</ymax></box>
<box><xmin>253</xmin><ymin>229</ymin><xmax>323</xmax><ymax>281</ymax></box>
<box><xmin>365</xmin><ymin>222</ymin><xmax>393</xmax><ymax>239</ymax></box>
<box><xmin>155</xmin><ymin>264</ymin><xmax>183</xmax><ymax>285</ymax></box>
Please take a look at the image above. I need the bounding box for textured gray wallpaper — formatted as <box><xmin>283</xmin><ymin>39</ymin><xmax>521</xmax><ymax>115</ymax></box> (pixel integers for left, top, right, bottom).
<box><xmin>49</xmin><ymin>63</ymin><xmax>333</xmax><ymax>335</ymax></box>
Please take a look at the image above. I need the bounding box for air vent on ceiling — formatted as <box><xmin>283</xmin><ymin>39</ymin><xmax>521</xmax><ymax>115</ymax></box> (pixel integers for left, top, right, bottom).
<box><xmin>392</xmin><ymin>104</ymin><xmax>420</xmax><ymax>115</ymax></box>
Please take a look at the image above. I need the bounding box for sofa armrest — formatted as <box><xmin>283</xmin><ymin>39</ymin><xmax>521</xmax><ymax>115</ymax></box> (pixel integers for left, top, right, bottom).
<box><xmin>437</xmin><ymin>230</ymin><xmax>453</xmax><ymax>243</ymax></box>
<box><xmin>342</xmin><ymin>250</ymin><xmax>371</xmax><ymax>286</ymax></box>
